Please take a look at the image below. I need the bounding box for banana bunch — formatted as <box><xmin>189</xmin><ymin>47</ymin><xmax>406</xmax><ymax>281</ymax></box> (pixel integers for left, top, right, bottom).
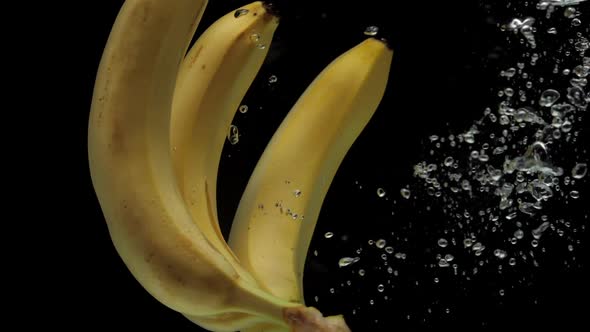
<box><xmin>87</xmin><ymin>0</ymin><xmax>393</xmax><ymax>331</ymax></box>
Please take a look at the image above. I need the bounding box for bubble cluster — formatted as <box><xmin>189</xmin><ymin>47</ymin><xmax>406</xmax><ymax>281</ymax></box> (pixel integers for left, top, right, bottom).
<box><xmin>306</xmin><ymin>1</ymin><xmax>588</xmax><ymax>329</ymax></box>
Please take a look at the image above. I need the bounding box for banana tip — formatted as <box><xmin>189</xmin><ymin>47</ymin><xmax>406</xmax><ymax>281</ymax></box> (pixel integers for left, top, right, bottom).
<box><xmin>262</xmin><ymin>1</ymin><xmax>282</xmax><ymax>19</ymax></box>
<box><xmin>377</xmin><ymin>37</ymin><xmax>393</xmax><ymax>51</ymax></box>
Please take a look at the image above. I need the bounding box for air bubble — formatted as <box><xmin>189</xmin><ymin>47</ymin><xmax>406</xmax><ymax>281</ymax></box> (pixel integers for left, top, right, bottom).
<box><xmin>564</xmin><ymin>7</ymin><xmax>576</xmax><ymax>18</ymax></box>
<box><xmin>377</xmin><ymin>284</ymin><xmax>385</xmax><ymax>292</ymax></box>
<box><xmin>573</xmin><ymin>65</ymin><xmax>589</xmax><ymax>78</ymax></box>
<box><xmin>494</xmin><ymin>249</ymin><xmax>507</xmax><ymax>259</ymax></box>
<box><xmin>400</xmin><ymin>188</ymin><xmax>411</xmax><ymax>199</ymax></box>
<box><xmin>234</xmin><ymin>8</ymin><xmax>249</xmax><ymax>18</ymax></box>
<box><xmin>377</xmin><ymin>188</ymin><xmax>386</xmax><ymax>197</ymax></box>
<box><xmin>338</xmin><ymin>257</ymin><xmax>360</xmax><ymax>267</ymax></box>
<box><xmin>294</xmin><ymin>189</ymin><xmax>302</xmax><ymax>197</ymax></box>
<box><xmin>438</xmin><ymin>238</ymin><xmax>448</xmax><ymax>248</ymax></box>
<box><xmin>539</xmin><ymin>89</ymin><xmax>561</xmax><ymax>107</ymax></box>
<box><xmin>501</xmin><ymin>68</ymin><xmax>517</xmax><ymax>77</ymax></box>
<box><xmin>268</xmin><ymin>75</ymin><xmax>278</xmax><ymax>84</ymax></box>
<box><xmin>324</xmin><ymin>232</ymin><xmax>334</xmax><ymax>238</ymax></box>
<box><xmin>571</xmin><ymin>163</ymin><xmax>587</xmax><ymax>179</ymax></box>
<box><xmin>532</xmin><ymin>221</ymin><xmax>550</xmax><ymax>239</ymax></box>
<box><xmin>569</xmin><ymin>190</ymin><xmax>580</xmax><ymax>199</ymax></box>
<box><xmin>463</xmin><ymin>238</ymin><xmax>473</xmax><ymax>247</ymax></box>
<box><xmin>238</xmin><ymin>105</ymin><xmax>249</xmax><ymax>113</ymax></box>
<box><xmin>250</xmin><ymin>33</ymin><xmax>261</xmax><ymax>42</ymax></box>
<box><xmin>364</xmin><ymin>26</ymin><xmax>379</xmax><ymax>36</ymax></box>
<box><xmin>571</xmin><ymin>18</ymin><xmax>581</xmax><ymax>26</ymax></box>
<box><xmin>227</xmin><ymin>125</ymin><xmax>239</xmax><ymax>145</ymax></box>
<box><xmin>376</xmin><ymin>239</ymin><xmax>387</xmax><ymax>249</ymax></box>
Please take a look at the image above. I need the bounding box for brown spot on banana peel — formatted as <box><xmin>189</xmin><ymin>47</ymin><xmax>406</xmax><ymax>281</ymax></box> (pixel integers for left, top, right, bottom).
<box><xmin>188</xmin><ymin>44</ymin><xmax>204</xmax><ymax>67</ymax></box>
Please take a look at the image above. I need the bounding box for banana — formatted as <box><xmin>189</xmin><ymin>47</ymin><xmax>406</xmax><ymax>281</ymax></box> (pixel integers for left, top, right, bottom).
<box><xmin>88</xmin><ymin>0</ymin><xmax>352</xmax><ymax>331</ymax></box>
<box><xmin>228</xmin><ymin>37</ymin><xmax>393</xmax><ymax>303</ymax></box>
<box><xmin>170</xmin><ymin>1</ymin><xmax>278</xmax><ymax>287</ymax></box>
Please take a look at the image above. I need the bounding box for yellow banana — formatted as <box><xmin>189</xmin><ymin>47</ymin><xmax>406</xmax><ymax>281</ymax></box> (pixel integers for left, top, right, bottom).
<box><xmin>170</xmin><ymin>1</ymin><xmax>278</xmax><ymax>287</ymax></box>
<box><xmin>228</xmin><ymin>37</ymin><xmax>393</xmax><ymax>303</ymax></box>
<box><xmin>88</xmin><ymin>0</ymin><xmax>352</xmax><ymax>331</ymax></box>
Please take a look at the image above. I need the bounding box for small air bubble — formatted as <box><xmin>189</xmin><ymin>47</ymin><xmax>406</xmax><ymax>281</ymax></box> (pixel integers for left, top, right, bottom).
<box><xmin>564</xmin><ymin>7</ymin><xmax>577</xmax><ymax>18</ymax></box>
<box><xmin>569</xmin><ymin>190</ymin><xmax>580</xmax><ymax>199</ymax></box>
<box><xmin>324</xmin><ymin>232</ymin><xmax>334</xmax><ymax>239</ymax></box>
<box><xmin>571</xmin><ymin>18</ymin><xmax>582</xmax><ymax>27</ymax></box>
<box><xmin>385</xmin><ymin>246</ymin><xmax>394</xmax><ymax>254</ymax></box>
<box><xmin>572</xmin><ymin>163</ymin><xmax>587</xmax><ymax>179</ymax></box>
<box><xmin>539</xmin><ymin>89</ymin><xmax>561</xmax><ymax>107</ymax></box>
<box><xmin>444</xmin><ymin>156</ymin><xmax>454</xmax><ymax>166</ymax></box>
<box><xmin>359</xmin><ymin>269</ymin><xmax>366</xmax><ymax>276</ymax></box>
<box><xmin>438</xmin><ymin>238</ymin><xmax>448</xmax><ymax>248</ymax></box>
<box><xmin>364</xmin><ymin>26</ymin><xmax>379</xmax><ymax>36</ymax></box>
<box><xmin>463</xmin><ymin>238</ymin><xmax>473</xmax><ymax>247</ymax></box>
<box><xmin>377</xmin><ymin>188</ymin><xmax>386</xmax><ymax>197</ymax></box>
<box><xmin>293</xmin><ymin>189</ymin><xmax>302</xmax><ymax>197</ymax></box>
<box><xmin>250</xmin><ymin>33</ymin><xmax>261</xmax><ymax>42</ymax></box>
<box><xmin>268</xmin><ymin>75</ymin><xmax>278</xmax><ymax>84</ymax></box>
<box><xmin>377</xmin><ymin>284</ymin><xmax>385</xmax><ymax>292</ymax></box>
<box><xmin>400</xmin><ymin>188</ymin><xmax>411</xmax><ymax>199</ymax></box>
<box><xmin>338</xmin><ymin>257</ymin><xmax>360</xmax><ymax>267</ymax></box>
<box><xmin>227</xmin><ymin>125</ymin><xmax>239</xmax><ymax>145</ymax></box>
<box><xmin>234</xmin><ymin>8</ymin><xmax>249</xmax><ymax>18</ymax></box>
<box><xmin>494</xmin><ymin>249</ymin><xmax>507</xmax><ymax>259</ymax></box>
<box><xmin>238</xmin><ymin>105</ymin><xmax>248</xmax><ymax>113</ymax></box>
<box><xmin>376</xmin><ymin>239</ymin><xmax>386</xmax><ymax>249</ymax></box>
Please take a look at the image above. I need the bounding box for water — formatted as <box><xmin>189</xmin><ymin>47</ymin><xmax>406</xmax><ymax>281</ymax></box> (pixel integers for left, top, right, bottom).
<box><xmin>297</xmin><ymin>1</ymin><xmax>588</xmax><ymax>328</ymax></box>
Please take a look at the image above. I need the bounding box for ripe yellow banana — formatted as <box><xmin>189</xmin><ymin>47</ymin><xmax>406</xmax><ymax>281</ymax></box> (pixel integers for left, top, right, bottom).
<box><xmin>88</xmin><ymin>0</ymin><xmax>354</xmax><ymax>331</ymax></box>
<box><xmin>228</xmin><ymin>37</ymin><xmax>393</xmax><ymax>303</ymax></box>
<box><xmin>170</xmin><ymin>0</ymin><xmax>278</xmax><ymax>287</ymax></box>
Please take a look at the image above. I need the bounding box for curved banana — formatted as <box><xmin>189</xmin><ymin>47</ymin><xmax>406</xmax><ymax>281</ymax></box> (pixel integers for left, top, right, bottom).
<box><xmin>170</xmin><ymin>1</ymin><xmax>278</xmax><ymax>287</ymax></box>
<box><xmin>228</xmin><ymin>37</ymin><xmax>393</xmax><ymax>303</ymax></box>
<box><xmin>88</xmin><ymin>0</ymin><xmax>351</xmax><ymax>331</ymax></box>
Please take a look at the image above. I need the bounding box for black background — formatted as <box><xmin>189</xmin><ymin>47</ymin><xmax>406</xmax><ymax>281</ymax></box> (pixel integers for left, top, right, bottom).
<box><xmin>35</xmin><ymin>0</ymin><xmax>589</xmax><ymax>330</ymax></box>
